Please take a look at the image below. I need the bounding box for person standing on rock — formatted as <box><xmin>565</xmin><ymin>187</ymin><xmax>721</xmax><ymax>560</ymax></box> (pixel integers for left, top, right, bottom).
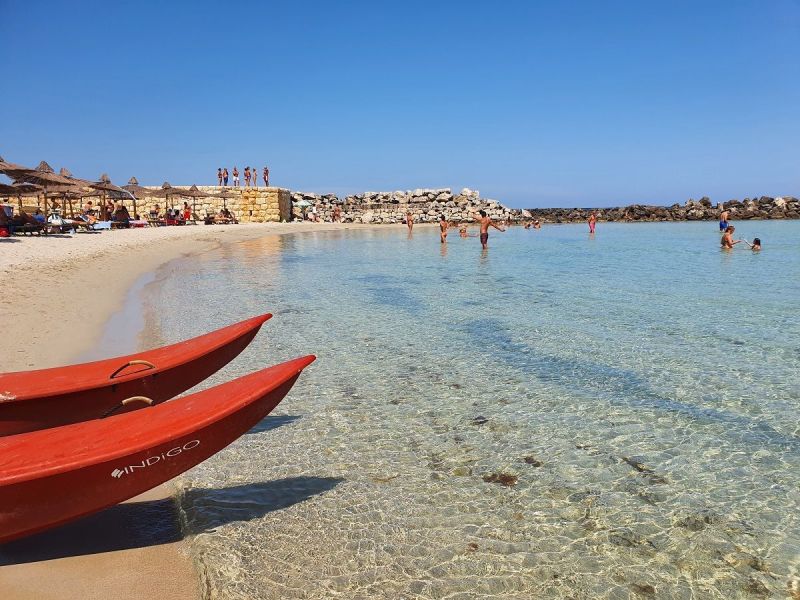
<box><xmin>244</xmin><ymin>166</ymin><xmax>251</xmax><ymax>187</ymax></box>
<box><xmin>232</xmin><ymin>166</ymin><xmax>239</xmax><ymax>187</ymax></box>
<box><xmin>263</xmin><ymin>166</ymin><xmax>269</xmax><ymax>186</ymax></box>
<box><xmin>588</xmin><ymin>212</ymin><xmax>597</xmax><ymax>234</ymax></box>
<box><xmin>719</xmin><ymin>207</ymin><xmax>730</xmax><ymax>232</ymax></box>
<box><xmin>473</xmin><ymin>210</ymin><xmax>505</xmax><ymax>250</ymax></box>
<box><xmin>439</xmin><ymin>214</ymin><xmax>448</xmax><ymax>243</ymax></box>
<box><xmin>217</xmin><ymin>168</ymin><xmax>223</xmax><ymax>186</ymax></box>
<box><xmin>223</xmin><ymin>167</ymin><xmax>229</xmax><ymax>187</ymax></box>
<box><xmin>406</xmin><ymin>211</ymin><xmax>414</xmax><ymax>232</ymax></box>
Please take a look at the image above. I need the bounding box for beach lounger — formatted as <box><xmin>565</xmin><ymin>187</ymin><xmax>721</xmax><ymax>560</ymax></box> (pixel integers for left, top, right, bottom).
<box><xmin>12</xmin><ymin>222</ymin><xmax>47</xmax><ymax>236</ymax></box>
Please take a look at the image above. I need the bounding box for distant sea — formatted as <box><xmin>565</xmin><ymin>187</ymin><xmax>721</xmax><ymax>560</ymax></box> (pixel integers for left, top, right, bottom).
<box><xmin>141</xmin><ymin>221</ymin><xmax>800</xmax><ymax>599</ymax></box>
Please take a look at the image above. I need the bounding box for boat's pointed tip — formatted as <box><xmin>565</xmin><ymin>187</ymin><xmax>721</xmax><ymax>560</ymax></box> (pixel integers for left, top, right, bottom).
<box><xmin>297</xmin><ymin>354</ymin><xmax>316</xmax><ymax>369</ymax></box>
<box><xmin>258</xmin><ymin>313</ymin><xmax>273</xmax><ymax>324</ymax></box>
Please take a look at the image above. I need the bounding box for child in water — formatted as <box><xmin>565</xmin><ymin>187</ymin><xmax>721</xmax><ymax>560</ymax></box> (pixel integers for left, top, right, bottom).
<box><xmin>746</xmin><ymin>237</ymin><xmax>761</xmax><ymax>251</ymax></box>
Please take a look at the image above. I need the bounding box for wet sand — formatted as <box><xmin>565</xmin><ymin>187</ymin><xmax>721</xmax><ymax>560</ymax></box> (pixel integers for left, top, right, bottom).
<box><xmin>0</xmin><ymin>222</ymin><xmax>381</xmax><ymax>600</ymax></box>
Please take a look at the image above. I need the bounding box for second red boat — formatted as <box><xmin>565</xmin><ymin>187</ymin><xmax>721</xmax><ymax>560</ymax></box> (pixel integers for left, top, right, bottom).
<box><xmin>0</xmin><ymin>313</ymin><xmax>271</xmax><ymax>437</ymax></box>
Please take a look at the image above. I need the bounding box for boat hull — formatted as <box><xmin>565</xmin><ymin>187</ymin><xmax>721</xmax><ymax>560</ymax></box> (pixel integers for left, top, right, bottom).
<box><xmin>0</xmin><ymin>313</ymin><xmax>271</xmax><ymax>436</ymax></box>
<box><xmin>0</xmin><ymin>355</ymin><xmax>315</xmax><ymax>544</ymax></box>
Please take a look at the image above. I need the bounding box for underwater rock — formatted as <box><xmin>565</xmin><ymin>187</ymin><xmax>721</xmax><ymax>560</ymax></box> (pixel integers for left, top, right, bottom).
<box><xmin>607</xmin><ymin>527</ymin><xmax>656</xmax><ymax>550</ymax></box>
<box><xmin>471</xmin><ymin>415</ymin><xmax>489</xmax><ymax>426</ymax></box>
<box><xmin>744</xmin><ymin>576</ymin><xmax>770</xmax><ymax>597</ymax></box>
<box><xmin>630</xmin><ymin>582</ymin><xmax>656</xmax><ymax>597</ymax></box>
<box><xmin>483</xmin><ymin>472</ymin><xmax>518</xmax><ymax>487</ymax></box>
<box><xmin>523</xmin><ymin>456</ymin><xmax>543</xmax><ymax>467</ymax></box>
<box><xmin>675</xmin><ymin>511</ymin><xmax>717</xmax><ymax>532</ymax></box>
<box><xmin>621</xmin><ymin>456</ymin><xmax>668</xmax><ymax>484</ymax></box>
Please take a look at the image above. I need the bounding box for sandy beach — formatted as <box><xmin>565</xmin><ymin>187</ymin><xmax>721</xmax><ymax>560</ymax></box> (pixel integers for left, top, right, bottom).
<box><xmin>0</xmin><ymin>222</ymin><xmax>378</xmax><ymax>600</ymax></box>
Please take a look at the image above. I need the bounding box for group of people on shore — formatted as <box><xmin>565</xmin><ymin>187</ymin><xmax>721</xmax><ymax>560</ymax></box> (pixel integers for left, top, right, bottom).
<box><xmin>217</xmin><ymin>166</ymin><xmax>269</xmax><ymax>187</ymax></box>
<box><xmin>719</xmin><ymin>207</ymin><xmax>761</xmax><ymax>251</ymax></box>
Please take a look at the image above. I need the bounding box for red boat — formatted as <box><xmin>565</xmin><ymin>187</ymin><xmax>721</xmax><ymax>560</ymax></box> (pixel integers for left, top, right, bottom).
<box><xmin>0</xmin><ymin>355</ymin><xmax>315</xmax><ymax>544</ymax></box>
<box><xmin>0</xmin><ymin>313</ymin><xmax>272</xmax><ymax>437</ymax></box>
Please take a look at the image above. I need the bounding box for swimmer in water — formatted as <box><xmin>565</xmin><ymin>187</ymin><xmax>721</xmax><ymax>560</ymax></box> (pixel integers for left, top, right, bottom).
<box><xmin>406</xmin><ymin>211</ymin><xmax>414</xmax><ymax>232</ymax></box>
<box><xmin>746</xmin><ymin>237</ymin><xmax>761</xmax><ymax>251</ymax></box>
<box><xmin>720</xmin><ymin>225</ymin><xmax>742</xmax><ymax>249</ymax></box>
<box><xmin>439</xmin><ymin>214</ymin><xmax>448</xmax><ymax>243</ymax></box>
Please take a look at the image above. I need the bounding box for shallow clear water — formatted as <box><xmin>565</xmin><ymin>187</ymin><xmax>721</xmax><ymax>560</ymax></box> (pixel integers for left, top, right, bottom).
<box><xmin>142</xmin><ymin>222</ymin><xmax>800</xmax><ymax>599</ymax></box>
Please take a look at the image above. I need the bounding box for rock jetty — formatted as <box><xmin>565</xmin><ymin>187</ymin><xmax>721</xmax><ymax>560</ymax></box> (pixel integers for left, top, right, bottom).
<box><xmin>524</xmin><ymin>196</ymin><xmax>800</xmax><ymax>223</ymax></box>
<box><xmin>290</xmin><ymin>188</ymin><xmax>518</xmax><ymax>223</ymax></box>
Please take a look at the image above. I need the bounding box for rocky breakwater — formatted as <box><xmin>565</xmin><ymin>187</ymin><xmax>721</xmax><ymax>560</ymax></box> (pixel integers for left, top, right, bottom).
<box><xmin>525</xmin><ymin>196</ymin><xmax>800</xmax><ymax>223</ymax></box>
<box><xmin>290</xmin><ymin>188</ymin><xmax>521</xmax><ymax>223</ymax></box>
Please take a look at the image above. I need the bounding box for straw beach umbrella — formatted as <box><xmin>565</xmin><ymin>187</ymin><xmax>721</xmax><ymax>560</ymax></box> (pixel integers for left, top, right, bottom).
<box><xmin>122</xmin><ymin>176</ymin><xmax>153</xmax><ymax>217</ymax></box>
<box><xmin>215</xmin><ymin>188</ymin><xmax>237</xmax><ymax>211</ymax></box>
<box><xmin>0</xmin><ymin>155</ymin><xmax>30</xmax><ymax>174</ymax></box>
<box><xmin>0</xmin><ymin>182</ymin><xmax>42</xmax><ymax>212</ymax></box>
<box><xmin>184</xmin><ymin>184</ymin><xmax>207</xmax><ymax>219</ymax></box>
<box><xmin>45</xmin><ymin>183</ymin><xmax>91</xmax><ymax>218</ymax></box>
<box><xmin>53</xmin><ymin>168</ymin><xmax>95</xmax><ymax>216</ymax></box>
<box><xmin>7</xmin><ymin>161</ymin><xmax>76</xmax><ymax>216</ymax></box>
<box><xmin>155</xmin><ymin>181</ymin><xmax>192</xmax><ymax>211</ymax></box>
<box><xmin>90</xmin><ymin>173</ymin><xmax>134</xmax><ymax>219</ymax></box>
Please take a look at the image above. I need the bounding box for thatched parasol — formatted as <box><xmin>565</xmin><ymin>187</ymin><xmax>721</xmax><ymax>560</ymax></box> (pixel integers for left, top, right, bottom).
<box><xmin>0</xmin><ymin>182</ymin><xmax>41</xmax><ymax>196</ymax></box>
<box><xmin>90</xmin><ymin>173</ymin><xmax>135</xmax><ymax>219</ymax></box>
<box><xmin>0</xmin><ymin>155</ymin><xmax>30</xmax><ymax>174</ymax></box>
<box><xmin>57</xmin><ymin>167</ymin><xmax>92</xmax><ymax>187</ymax></box>
<box><xmin>183</xmin><ymin>184</ymin><xmax>208</xmax><ymax>219</ymax></box>
<box><xmin>0</xmin><ymin>182</ymin><xmax>42</xmax><ymax>213</ymax></box>
<box><xmin>215</xmin><ymin>188</ymin><xmax>236</xmax><ymax>210</ymax></box>
<box><xmin>45</xmin><ymin>183</ymin><xmax>94</xmax><ymax>218</ymax></box>
<box><xmin>122</xmin><ymin>176</ymin><xmax>154</xmax><ymax>217</ymax></box>
<box><xmin>155</xmin><ymin>181</ymin><xmax>192</xmax><ymax>210</ymax></box>
<box><xmin>6</xmin><ymin>161</ymin><xmax>77</xmax><ymax>216</ymax></box>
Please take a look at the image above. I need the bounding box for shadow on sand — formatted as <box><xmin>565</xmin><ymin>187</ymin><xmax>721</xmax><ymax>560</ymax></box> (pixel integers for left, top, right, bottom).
<box><xmin>246</xmin><ymin>414</ymin><xmax>301</xmax><ymax>434</ymax></box>
<box><xmin>0</xmin><ymin>476</ymin><xmax>343</xmax><ymax>566</ymax></box>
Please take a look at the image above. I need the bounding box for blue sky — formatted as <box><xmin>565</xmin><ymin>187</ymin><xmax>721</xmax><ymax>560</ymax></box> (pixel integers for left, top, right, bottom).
<box><xmin>1</xmin><ymin>0</ymin><xmax>798</xmax><ymax>207</ymax></box>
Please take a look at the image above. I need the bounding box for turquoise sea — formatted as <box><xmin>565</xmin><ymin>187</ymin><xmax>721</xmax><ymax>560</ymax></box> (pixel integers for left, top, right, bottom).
<box><xmin>141</xmin><ymin>221</ymin><xmax>799</xmax><ymax>599</ymax></box>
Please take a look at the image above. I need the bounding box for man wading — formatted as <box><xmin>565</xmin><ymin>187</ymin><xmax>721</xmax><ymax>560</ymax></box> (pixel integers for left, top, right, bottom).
<box><xmin>472</xmin><ymin>210</ymin><xmax>505</xmax><ymax>250</ymax></box>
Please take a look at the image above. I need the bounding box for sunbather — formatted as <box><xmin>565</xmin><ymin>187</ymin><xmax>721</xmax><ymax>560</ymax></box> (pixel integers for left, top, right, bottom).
<box><xmin>112</xmin><ymin>204</ymin><xmax>131</xmax><ymax>227</ymax></box>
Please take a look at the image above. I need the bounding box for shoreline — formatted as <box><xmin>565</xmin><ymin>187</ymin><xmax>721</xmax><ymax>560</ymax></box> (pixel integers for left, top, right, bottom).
<box><xmin>0</xmin><ymin>222</ymin><xmax>386</xmax><ymax>600</ymax></box>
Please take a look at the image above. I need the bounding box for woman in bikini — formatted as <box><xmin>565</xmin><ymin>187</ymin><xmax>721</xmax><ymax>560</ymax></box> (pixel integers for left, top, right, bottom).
<box><xmin>720</xmin><ymin>225</ymin><xmax>741</xmax><ymax>250</ymax></box>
